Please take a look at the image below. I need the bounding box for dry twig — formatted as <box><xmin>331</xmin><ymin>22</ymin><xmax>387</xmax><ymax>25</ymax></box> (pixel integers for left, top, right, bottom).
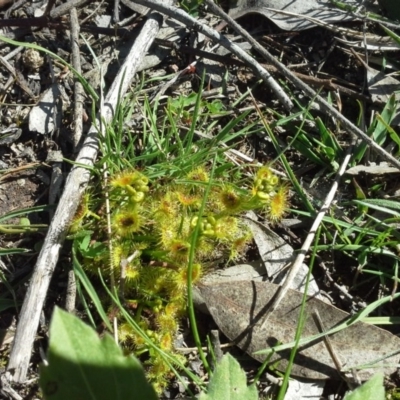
<box><xmin>69</xmin><ymin>7</ymin><xmax>84</xmax><ymax>150</ymax></box>
<box><xmin>260</xmin><ymin>144</ymin><xmax>354</xmax><ymax>328</ymax></box>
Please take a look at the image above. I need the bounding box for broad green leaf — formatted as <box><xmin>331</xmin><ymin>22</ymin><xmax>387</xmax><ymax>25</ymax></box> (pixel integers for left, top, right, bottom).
<box><xmin>39</xmin><ymin>307</ymin><xmax>157</xmax><ymax>400</ymax></box>
<box><xmin>352</xmin><ymin>199</ymin><xmax>400</xmax><ymax>219</ymax></box>
<box><xmin>198</xmin><ymin>354</ymin><xmax>258</xmax><ymax>400</ymax></box>
<box><xmin>356</xmin><ymin>198</ymin><xmax>400</xmax><ymax>211</ymax></box>
<box><xmin>343</xmin><ymin>373</ymin><xmax>384</xmax><ymax>400</ymax></box>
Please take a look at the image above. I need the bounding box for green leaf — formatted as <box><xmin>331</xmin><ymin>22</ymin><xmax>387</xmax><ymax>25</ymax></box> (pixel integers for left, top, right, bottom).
<box><xmin>198</xmin><ymin>354</ymin><xmax>258</xmax><ymax>400</ymax></box>
<box><xmin>352</xmin><ymin>179</ymin><xmax>367</xmax><ymax>213</ymax></box>
<box><xmin>72</xmin><ymin>243</ymin><xmax>112</xmax><ymax>331</ymax></box>
<box><xmin>315</xmin><ymin>117</ymin><xmax>342</xmax><ymax>155</ymax></box>
<box><xmin>343</xmin><ymin>373</ymin><xmax>384</xmax><ymax>400</ymax></box>
<box><xmin>380</xmin><ymin>23</ymin><xmax>400</xmax><ymax>46</ymax></box>
<box><xmin>39</xmin><ymin>307</ymin><xmax>158</xmax><ymax>400</ymax></box>
<box><xmin>290</xmin><ymin>135</ymin><xmax>327</xmax><ymax>166</ymax></box>
<box><xmin>0</xmin><ymin>204</ymin><xmax>50</xmax><ymax>223</ymax></box>
<box><xmin>0</xmin><ymin>248</ymin><xmax>29</xmax><ymax>255</ymax></box>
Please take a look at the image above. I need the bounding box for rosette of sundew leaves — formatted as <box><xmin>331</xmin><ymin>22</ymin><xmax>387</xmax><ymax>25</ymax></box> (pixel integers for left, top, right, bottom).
<box><xmin>70</xmin><ymin>165</ymin><xmax>289</xmax><ymax>392</ymax></box>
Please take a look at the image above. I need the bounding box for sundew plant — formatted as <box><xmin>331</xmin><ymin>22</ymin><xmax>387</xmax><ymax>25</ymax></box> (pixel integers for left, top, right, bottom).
<box><xmin>70</xmin><ymin>162</ymin><xmax>289</xmax><ymax>391</ymax></box>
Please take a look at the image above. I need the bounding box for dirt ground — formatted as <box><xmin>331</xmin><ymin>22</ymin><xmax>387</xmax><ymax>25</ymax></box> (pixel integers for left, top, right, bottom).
<box><xmin>1</xmin><ymin>1</ymin><xmax>400</xmax><ymax>399</ymax></box>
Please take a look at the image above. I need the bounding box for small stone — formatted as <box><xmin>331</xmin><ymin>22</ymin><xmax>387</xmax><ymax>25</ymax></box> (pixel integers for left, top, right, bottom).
<box><xmin>22</xmin><ymin>49</ymin><xmax>44</xmax><ymax>71</ymax></box>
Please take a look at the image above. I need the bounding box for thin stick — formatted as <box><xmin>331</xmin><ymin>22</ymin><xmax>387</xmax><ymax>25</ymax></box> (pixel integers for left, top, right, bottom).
<box><xmin>129</xmin><ymin>0</ymin><xmax>400</xmax><ymax>169</ymax></box>
<box><xmin>312</xmin><ymin>309</ymin><xmax>359</xmax><ymax>389</ymax></box>
<box><xmin>260</xmin><ymin>145</ymin><xmax>354</xmax><ymax>329</ymax></box>
<box><xmin>64</xmin><ymin>269</ymin><xmax>76</xmax><ymax>313</ymax></box>
<box><xmin>49</xmin><ymin>0</ymin><xmax>89</xmax><ymax>19</ymax></box>
<box><xmin>70</xmin><ymin>7</ymin><xmax>84</xmax><ymax>150</ymax></box>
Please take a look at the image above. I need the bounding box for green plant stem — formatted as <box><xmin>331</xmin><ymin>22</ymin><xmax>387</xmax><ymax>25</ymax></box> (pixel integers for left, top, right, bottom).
<box><xmin>0</xmin><ymin>224</ymin><xmax>47</xmax><ymax>234</ymax></box>
<box><xmin>186</xmin><ymin>163</ymin><xmax>216</xmax><ymax>377</ymax></box>
<box><xmin>253</xmin><ymin>350</ymin><xmax>274</xmax><ymax>383</ymax></box>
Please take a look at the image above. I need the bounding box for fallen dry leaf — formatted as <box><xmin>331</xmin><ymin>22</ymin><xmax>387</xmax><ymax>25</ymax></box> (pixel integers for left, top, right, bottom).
<box><xmin>367</xmin><ymin>68</ymin><xmax>400</xmax><ymax>104</ymax></box>
<box><xmin>346</xmin><ymin>163</ymin><xmax>400</xmax><ymax>176</ymax></box>
<box><xmin>228</xmin><ymin>0</ymin><xmax>357</xmax><ymax>31</ymax></box>
<box><xmin>244</xmin><ymin>214</ymin><xmax>321</xmax><ymax>297</ymax></box>
<box><xmin>198</xmin><ymin>280</ymin><xmax>400</xmax><ymax>381</ymax></box>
